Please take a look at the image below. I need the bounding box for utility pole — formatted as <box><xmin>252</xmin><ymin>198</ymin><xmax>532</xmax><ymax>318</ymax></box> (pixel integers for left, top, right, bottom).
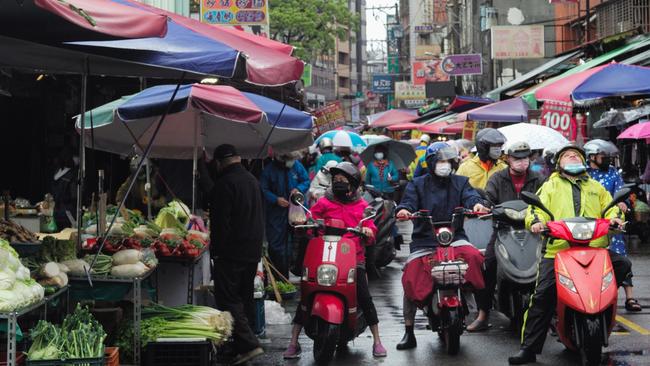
<box><xmin>585</xmin><ymin>0</ymin><xmax>590</xmax><ymax>44</ymax></box>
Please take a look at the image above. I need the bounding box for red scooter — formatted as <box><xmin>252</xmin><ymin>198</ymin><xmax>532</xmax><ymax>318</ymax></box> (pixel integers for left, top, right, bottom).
<box><xmin>405</xmin><ymin>208</ymin><xmax>484</xmax><ymax>355</ymax></box>
<box><xmin>521</xmin><ymin>189</ymin><xmax>630</xmax><ymax>366</ymax></box>
<box><xmin>290</xmin><ymin>192</ymin><xmax>377</xmax><ymax>365</ymax></box>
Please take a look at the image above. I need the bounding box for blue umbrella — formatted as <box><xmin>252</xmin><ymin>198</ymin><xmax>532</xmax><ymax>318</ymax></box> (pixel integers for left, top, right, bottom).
<box><xmin>572</xmin><ymin>64</ymin><xmax>650</xmax><ymax>104</ymax></box>
<box><xmin>314</xmin><ymin>130</ymin><xmax>367</xmax><ymax>151</ymax></box>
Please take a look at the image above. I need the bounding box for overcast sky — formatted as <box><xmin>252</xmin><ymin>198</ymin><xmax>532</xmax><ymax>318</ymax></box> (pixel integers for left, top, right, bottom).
<box><xmin>365</xmin><ymin>0</ymin><xmax>398</xmax><ymax>55</ymax></box>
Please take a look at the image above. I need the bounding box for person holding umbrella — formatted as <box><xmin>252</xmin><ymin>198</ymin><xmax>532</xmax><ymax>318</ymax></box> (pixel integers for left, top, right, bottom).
<box><xmin>260</xmin><ymin>151</ymin><xmax>310</xmax><ymax>278</ymax></box>
<box><xmin>365</xmin><ymin>144</ymin><xmax>399</xmax><ymax>198</ymax></box>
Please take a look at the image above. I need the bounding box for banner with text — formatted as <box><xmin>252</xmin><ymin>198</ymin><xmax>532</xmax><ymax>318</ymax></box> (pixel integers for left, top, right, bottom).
<box><xmin>200</xmin><ymin>0</ymin><xmax>269</xmax><ymax>26</ymax></box>
<box><xmin>441</xmin><ymin>54</ymin><xmax>482</xmax><ymax>76</ymax></box>
<box><xmin>540</xmin><ymin>100</ymin><xmax>587</xmax><ymax>141</ymax></box>
<box><xmin>372</xmin><ymin>74</ymin><xmax>394</xmax><ymax>94</ymax></box>
<box><xmin>313</xmin><ymin>101</ymin><xmax>346</xmax><ymax>135</ymax></box>
<box><xmin>491</xmin><ymin>25</ymin><xmax>544</xmax><ymax>59</ymax></box>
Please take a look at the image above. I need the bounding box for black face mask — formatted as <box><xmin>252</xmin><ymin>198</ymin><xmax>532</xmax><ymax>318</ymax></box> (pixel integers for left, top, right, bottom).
<box><xmin>597</xmin><ymin>157</ymin><xmax>611</xmax><ymax>171</ymax></box>
<box><xmin>332</xmin><ymin>181</ymin><xmax>351</xmax><ymax>200</ymax></box>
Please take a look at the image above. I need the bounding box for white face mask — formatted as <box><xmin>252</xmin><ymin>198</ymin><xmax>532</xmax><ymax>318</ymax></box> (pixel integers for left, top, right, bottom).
<box><xmin>374</xmin><ymin>152</ymin><xmax>384</xmax><ymax>160</ymax></box>
<box><xmin>489</xmin><ymin>146</ymin><xmax>502</xmax><ymax>160</ymax></box>
<box><xmin>434</xmin><ymin>162</ymin><xmax>452</xmax><ymax>177</ymax></box>
<box><xmin>285</xmin><ymin>160</ymin><xmax>295</xmax><ymax>169</ymax></box>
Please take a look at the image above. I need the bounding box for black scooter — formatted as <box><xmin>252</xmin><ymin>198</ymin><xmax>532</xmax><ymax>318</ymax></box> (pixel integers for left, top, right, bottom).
<box><xmin>487</xmin><ymin>200</ymin><xmax>541</xmax><ymax>331</ymax></box>
<box><xmin>363</xmin><ymin>184</ymin><xmax>400</xmax><ymax>279</ymax></box>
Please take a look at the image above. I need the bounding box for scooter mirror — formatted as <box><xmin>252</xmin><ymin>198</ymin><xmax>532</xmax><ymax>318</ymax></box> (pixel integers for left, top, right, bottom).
<box><xmin>520</xmin><ymin>191</ymin><xmax>555</xmax><ymax>221</ymax></box>
<box><xmin>290</xmin><ymin>191</ymin><xmax>305</xmax><ymax>206</ymax></box>
<box><xmin>602</xmin><ymin>187</ymin><xmax>631</xmax><ymax>217</ymax></box>
<box><xmin>363</xmin><ymin>207</ymin><xmax>377</xmax><ymax>220</ymax></box>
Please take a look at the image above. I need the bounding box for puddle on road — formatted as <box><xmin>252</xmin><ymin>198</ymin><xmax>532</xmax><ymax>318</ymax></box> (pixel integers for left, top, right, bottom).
<box><xmin>602</xmin><ymin>349</ymin><xmax>649</xmax><ymax>365</ymax></box>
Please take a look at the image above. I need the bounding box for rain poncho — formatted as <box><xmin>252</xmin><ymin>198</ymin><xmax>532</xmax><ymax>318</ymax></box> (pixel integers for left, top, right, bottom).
<box><xmin>456</xmin><ymin>155</ymin><xmax>507</xmax><ymax>189</ymax></box>
<box><xmin>587</xmin><ymin>166</ymin><xmax>627</xmax><ymax>255</ymax></box>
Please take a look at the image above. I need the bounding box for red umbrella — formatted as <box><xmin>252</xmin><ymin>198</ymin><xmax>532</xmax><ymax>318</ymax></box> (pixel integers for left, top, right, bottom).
<box><xmin>0</xmin><ymin>0</ymin><xmax>167</xmax><ymax>41</ymax></box>
<box><xmin>419</xmin><ymin>120</ymin><xmax>463</xmax><ymax>135</ymax></box>
<box><xmin>387</xmin><ymin>122</ymin><xmax>422</xmax><ymax>131</ymax></box>
<box><xmin>368</xmin><ymin>109</ymin><xmax>418</xmax><ymax>128</ymax></box>
<box><xmin>534</xmin><ymin>65</ymin><xmax>607</xmax><ymax>103</ymax></box>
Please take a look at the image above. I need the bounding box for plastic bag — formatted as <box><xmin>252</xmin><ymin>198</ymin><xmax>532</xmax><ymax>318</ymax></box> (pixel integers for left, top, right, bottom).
<box><xmin>264</xmin><ymin>300</ymin><xmax>292</xmax><ymax>325</ymax></box>
<box><xmin>288</xmin><ymin>203</ymin><xmax>306</xmax><ymax>225</ymax></box>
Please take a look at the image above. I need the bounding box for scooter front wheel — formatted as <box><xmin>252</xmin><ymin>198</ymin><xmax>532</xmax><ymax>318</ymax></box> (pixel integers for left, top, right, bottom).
<box><xmin>439</xmin><ymin>308</ymin><xmax>462</xmax><ymax>355</ymax></box>
<box><xmin>579</xmin><ymin>317</ymin><xmax>603</xmax><ymax>366</ymax></box>
<box><xmin>313</xmin><ymin>318</ymin><xmax>340</xmax><ymax>365</ymax></box>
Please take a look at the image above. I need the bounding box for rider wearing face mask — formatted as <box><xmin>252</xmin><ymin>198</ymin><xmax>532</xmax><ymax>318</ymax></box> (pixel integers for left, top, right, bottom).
<box><xmin>260</xmin><ymin>152</ymin><xmax>310</xmax><ymax>278</ymax></box>
<box><xmin>457</xmin><ymin>128</ymin><xmax>508</xmax><ymax>189</ymax></box>
<box><xmin>468</xmin><ymin>141</ymin><xmax>545</xmax><ymax>332</ymax></box>
<box><xmin>394</xmin><ymin>142</ymin><xmax>490</xmax><ymax>350</ymax></box>
<box><xmin>364</xmin><ymin>144</ymin><xmax>399</xmax><ymax>197</ymax></box>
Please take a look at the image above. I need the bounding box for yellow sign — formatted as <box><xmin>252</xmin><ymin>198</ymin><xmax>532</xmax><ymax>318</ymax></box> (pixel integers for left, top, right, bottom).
<box><xmin>200</xmin><ymin>0</ymin><xmax>269</xmax><ymax>26</ymax></box>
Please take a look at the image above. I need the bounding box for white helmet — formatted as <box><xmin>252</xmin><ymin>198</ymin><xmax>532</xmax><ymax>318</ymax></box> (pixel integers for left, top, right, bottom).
<box><xmin>420</xmin><ymin>134</ymin><xmax>431</xmax><ymax>144</ymax></box>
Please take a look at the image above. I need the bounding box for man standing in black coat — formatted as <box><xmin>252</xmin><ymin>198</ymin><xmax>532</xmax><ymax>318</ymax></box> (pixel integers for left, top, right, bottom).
<box><xmin>205</xmin><ymin>144</ymin><xmax>264</xmax><ymax>365</ymax></box>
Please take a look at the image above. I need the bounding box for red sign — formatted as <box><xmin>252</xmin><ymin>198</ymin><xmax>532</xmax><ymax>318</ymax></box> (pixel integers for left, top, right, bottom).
<box><xmin>412</xmin><ymin>60</ymin><xmax>450</xmax><ymax>85</ymax></box>
<box><xmin>313</xmin><ymin>101</ymin><xmax>345</xmax><ymax>135</ymax></box>
<box><xmin>540</xmin><ymin>100</ymin><xmax>586</xmax><ymax>141</ymax></box>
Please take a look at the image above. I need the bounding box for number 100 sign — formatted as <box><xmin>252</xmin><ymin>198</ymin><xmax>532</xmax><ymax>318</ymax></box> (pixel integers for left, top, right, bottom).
<box><xmin>540</xmin><ymin>100</ymin><xmax>575</xmax><ymax>139</ymax></box>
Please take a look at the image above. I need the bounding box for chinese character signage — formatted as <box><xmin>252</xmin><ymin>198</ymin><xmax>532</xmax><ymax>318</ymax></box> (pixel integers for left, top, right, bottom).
<box><xmin>372</xmin><ymin>74</ymin><xmax>393</xmax><ymax>94</ymax></box>
<box><xmin>414</xmin><ymin>25</ymin><xmax>434</xmax><ymax>33</ymax></box>
<box><xmin>540</xmin><ymin>100</ymin><xmax>586</xmax><ymax>141</ymax></box>
<box><xmin>200</xmin><ymin>0</ymin><xmax>269</xmax><ymax>26</ymax></box>
<box><xmin>491</xmin><ymin>25</ymin><xmax>544</xmax><ymax>59</ymax></box>
<box><xmin>313</xmin><ymin>101</ymin><xmax>346</xmax><ymax>135</ymax></box>
<box><xmin>412</xmin><ymin>60</ymin><xmax>450</xmax><ymax>85</ymax></box>
<box><xmin>441</xmin><ymin>54</ymin><xmax>482</xmax><ymax>76</ymax></box>
<box><xmin>394</xmin><ymin>82</ymin><xmax>426</xmax><ymax>101</ymax></box>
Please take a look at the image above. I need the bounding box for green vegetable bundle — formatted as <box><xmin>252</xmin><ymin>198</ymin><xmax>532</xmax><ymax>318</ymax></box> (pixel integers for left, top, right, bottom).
<box><xmin>27</xmin><ymin>304</ymin><xmax>106</xmax><ymax>360</ymax></box>
<box><xmin>83</xmin><ymin>254</ymin><xmax>112</xmax><ymax>276</ymax></box>
<box><xmin>266</xmin><ymin>281</ymin><xmax>296</xmax><ymax>294</ymax></box>
<box><xmin>38</xmin><ymin>237</ymin><xmax>76</xmax><ymax>263</ymax></box>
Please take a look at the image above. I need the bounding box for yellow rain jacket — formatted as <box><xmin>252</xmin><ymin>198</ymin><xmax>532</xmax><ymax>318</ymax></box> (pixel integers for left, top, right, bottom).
<box><xmin>456</xmin><ymin>155</ymin><xmax>507</xmax><ymax>189</ymax></box>
<box><xmin>525</xmin><ymin>172</ymin><xmax>624</xmax><ymax>259</ymax></box>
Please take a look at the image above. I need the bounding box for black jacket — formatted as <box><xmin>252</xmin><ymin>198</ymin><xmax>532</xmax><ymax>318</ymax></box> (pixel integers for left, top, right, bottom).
<box><xmin>208</xmin><ymin>163</ymin><xmax>264</xmax><ymax>263</ymax></box>
<box><xmin>485</xmin><ymin>168</ymin><xmax>545</xmax><ymax>206</ymax></box>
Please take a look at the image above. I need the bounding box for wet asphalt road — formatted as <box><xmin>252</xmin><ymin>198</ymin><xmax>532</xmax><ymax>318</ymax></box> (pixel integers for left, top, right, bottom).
<box><xmin>247</xmin><ymin>223</ymin><xmax>650</xmax><ymax>366</ymax></box>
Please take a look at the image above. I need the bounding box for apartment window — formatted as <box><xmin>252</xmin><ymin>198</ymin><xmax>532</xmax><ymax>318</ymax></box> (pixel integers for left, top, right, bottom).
<box><xmin>339</xmin><ymin>76</ymin><xmax>350</xmax><ymax>88</ymax></box>
<box><xmin>338</xmin><ymin>52</ymin><xmax>349</xmax><ymax>65</ymax></box>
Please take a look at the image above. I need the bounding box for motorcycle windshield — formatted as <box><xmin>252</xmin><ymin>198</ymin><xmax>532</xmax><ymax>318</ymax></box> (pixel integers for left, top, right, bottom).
<box><xmin>496</xmin><ymin>229</ymin><xmax>541</xmax><ymax>277</ymax></box>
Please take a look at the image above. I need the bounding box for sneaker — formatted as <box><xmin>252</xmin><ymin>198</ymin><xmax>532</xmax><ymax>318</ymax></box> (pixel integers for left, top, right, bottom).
<box><xmin>232</xmin><ymin>347</ymin><xmax>264</xmax><ymax>365</ymax></box>
<box><xmin>373</xmin><ymin>343</ymin><xmax>387</xmax><ymax>357</ymax></box>
<box><xmin>283</xmin><ymin>343</ymin><xmax>302</xmax><ymax>359</ymax></box>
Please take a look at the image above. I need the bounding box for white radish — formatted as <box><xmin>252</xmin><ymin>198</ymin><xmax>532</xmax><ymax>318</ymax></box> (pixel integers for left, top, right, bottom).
<box><xmin>112</xmin><ymin>250</ymin><xmax>143</xmax><ymax>266</ymax></box>
<box><xmin>56</xmin><ymin>263</ymin><xmax>70</xmax><ymax>273</ymax></box>
<box><xmin>39</xmin><ymin>262</ymin><xmax>60</xmax><ymax>279</ymax></box>
<box><xmin>110</xmin><ymin>262</ymin><xmax>147</xmax><ymax>278</ymax></box>
<box><xmin>61</xmin><ymin>259</ymin><xmax>91</xmax><ymax>276</ymax></box>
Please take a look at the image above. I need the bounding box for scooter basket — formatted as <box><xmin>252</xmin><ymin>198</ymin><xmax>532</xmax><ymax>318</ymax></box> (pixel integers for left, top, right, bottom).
<box><xmin>431</xmin><ymin>260</ymin><xmax>468</xmax><ymax>286</ymax></box>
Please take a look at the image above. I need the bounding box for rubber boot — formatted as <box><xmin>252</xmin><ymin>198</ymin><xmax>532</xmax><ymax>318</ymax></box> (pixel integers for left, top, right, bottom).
<box><xmin>396</xmin><ymin>326</ymin><xmax>416</xmax><ymax>350</ymax></box>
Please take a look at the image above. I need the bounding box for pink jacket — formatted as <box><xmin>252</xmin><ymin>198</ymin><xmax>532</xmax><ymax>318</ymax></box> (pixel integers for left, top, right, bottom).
<box><xmin>310</xmin><ymin>196</ymin><xmax>377</xmax><ymax>264</ymax></box>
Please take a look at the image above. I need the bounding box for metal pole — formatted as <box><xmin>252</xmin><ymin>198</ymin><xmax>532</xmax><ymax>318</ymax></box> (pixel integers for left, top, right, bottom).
<box><xmin>145</xmin><ymin>159</ymin><xmax>152</xmax><ymax>220</ymax></box>
<box><xmin>76</xmin><ymin>69</ymin><xmax>88</xmax><ymax>250</ymax></box>
<box><xmin>192</xmin><ymin>117</ymin><xmax>198</xmax><ymax>214</ymax></box>
<box><xmin>585</xmin><ymin>0</ymin><xmax>590</xmax><ymax>43</ymax></box>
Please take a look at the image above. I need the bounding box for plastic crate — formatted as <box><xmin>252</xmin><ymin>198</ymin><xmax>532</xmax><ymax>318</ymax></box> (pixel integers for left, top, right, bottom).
<box><xmin>142</xmin><ymin>340</ymin><xmax>212</xmax><ymax>366</ymax></box>
<box><xmin>25</xmin><ymin>357</ymin><xmax>104</xmax><ymax>366</ymax></box>
<box><xmin>103</xmin><ymin>347</ymin><xmax>118</xmax><ymax>366</ymax></box>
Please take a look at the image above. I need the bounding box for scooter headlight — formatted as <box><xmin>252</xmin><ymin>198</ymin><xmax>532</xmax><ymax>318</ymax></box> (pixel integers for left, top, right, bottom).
<box><xmin>559</xmin><ymin>274</ymin><xmax>577</xmax><ymax>293</ymax></box>
<box><xmin>317</xmin><ymin>264</ymin><xmax>338</xmax><ymax>286</ymax></box>
<box><xmin>504</xmin><ymin>208</ymin><xmax>527</xmax><ymax>221</ymax></box>
<box><xmin>347</xmin><ymin>268</ymin><xmax>356</xmax><ymax>284</ymax></box>
<box><xmin>565</xmin><ymin>221</ymin><xmax>596</xmax><ymax>241</ymax></box>
<box><xmin>436</xmin><ymin>228</ymin><xmax>454</xmax><ymax>246</ymax></box>
<box><xmin>601</xmin><ymin>271</ymin><xmax>613</xmax><ymax>292</ymax></box>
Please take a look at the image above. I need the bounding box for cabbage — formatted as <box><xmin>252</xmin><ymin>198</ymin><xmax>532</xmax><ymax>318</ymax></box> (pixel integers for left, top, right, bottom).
<box><xmin>0</xmin><ymin>239</ymin><xmax>19</xmax><ymax>258</ymax></box>
<box><xmin>13</xmin><ymin>281</ymin><xmax>34</xmax><ymax>306</ymax></box>
<box><xmin>0</xmin><ymin>290</ymin><xmax>19</xmax><ymax>311</ymax></box>
<box><xmin>5</xmin><ymin>254</ymin><xmax>20</xmax><ymax>272</ymax></box>
<box><xmin>16</xmin><ymin>265</ymin><xmax>30</xmax><ymax>281</ymax></box>
<box><xmin>167</xmin><ymin>200</ymin><xmax>190</xmax><ymax>225</ymax></box>
<box><xmin>0</xmin><ymin>270</ymin><xmax>16</xmax><ymax>290</ymax></box>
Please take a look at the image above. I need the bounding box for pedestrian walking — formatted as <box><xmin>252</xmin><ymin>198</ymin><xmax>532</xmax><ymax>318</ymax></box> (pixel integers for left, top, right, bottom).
<box><xmin>260</xmin><ymin>151</ymin><xmax>310</xmax><ymax>278</ymax></box>
<box><xmin>203</xmin><ymin>144</ymin><xmax>265</xmax><ymax>365</ymax></box>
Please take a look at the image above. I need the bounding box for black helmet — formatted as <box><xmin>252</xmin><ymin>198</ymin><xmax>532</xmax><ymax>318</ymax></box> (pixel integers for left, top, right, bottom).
<box><xmin>329</xmin><ymin>162</ymin><xmax>362</xmax><ymax>191</ymax></box>
<box><xmin>475</xmin><ymin>128</ymin><xmax>506</xmax><ymax>161</ymax></box>
<box><xmin>554</xmin><ymin>143</ymin><xmax>586</xmax><ymax>168</ymax></box>
<box><xmin>505</xmin><ymin>141</ymin><xmax>531</xmax><ymax>159</ymax></box>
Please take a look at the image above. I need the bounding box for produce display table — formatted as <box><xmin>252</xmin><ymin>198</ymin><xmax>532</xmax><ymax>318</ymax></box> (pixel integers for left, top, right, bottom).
<box><xmin>68</xmin><ymin>268</ymin><xmax>157</xmax><ymax>366</ymax></box>
<box><xmin>158</xmin><ymin>248</ymin><xmax>207</xmax><ymax>304</ymax></box>
<box><xmin>0</xmin><ymin>285</ymin><xmax>69</xmax><ymax>366</ymax></box>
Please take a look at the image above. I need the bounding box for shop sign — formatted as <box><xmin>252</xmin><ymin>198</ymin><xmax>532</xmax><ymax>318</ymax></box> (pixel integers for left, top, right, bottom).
<box><xmin>394</xmin><ymin>82</ymin><xmax>426</xmax><ymax>101</ymax></box>
<box><xmin>414</xmin><ymin>44</ymin><xmax>442</xmax><ymax>60</ymax></box>
<box><xmin>414</xmin><ymin>25</ymin><xmax>434</xmax><ymax>33</ymax></box>
<box><xmin>403</xmin><ymin>99</ymin><xmax>427</xmax><ymax>108</ymax></box>
<box><xmin>441</xmin><ymin>54</ymin><xmax>482</xmax><ymax>76</ymax></box>
<box><xmin>372</xmin><ymin>74</ymin><xmax>393</xmax><ymax>94</ymax></box>
<box><xmin>313</xmin><ymin>101</ymin><xmax>345</xmax><ymax>135</ymax></box>
<box><xmin>491</xmin><ymin>25</ymin><xmax>544</xmax><ymax>59</ymax></box>
<box><xmin>540</xmin><ymin>100</ymin><xmax>587</xmax><ymax>141</ymax></box>
<box><xmin>412</xmin><ymin>60</ymin><xmax>450</xmax><ymax>85</ymax></box>
<box><xmin>200</xmin><ymin>0</ymin><xmax>269</xmax><ymax>26</ymax></box>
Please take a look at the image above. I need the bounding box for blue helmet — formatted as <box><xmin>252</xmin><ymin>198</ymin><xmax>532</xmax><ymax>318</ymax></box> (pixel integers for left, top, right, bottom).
<box><xmin>425</xmin><ymin>142</ymin><xmax>459</xmax><ymax>173</ymax></box>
